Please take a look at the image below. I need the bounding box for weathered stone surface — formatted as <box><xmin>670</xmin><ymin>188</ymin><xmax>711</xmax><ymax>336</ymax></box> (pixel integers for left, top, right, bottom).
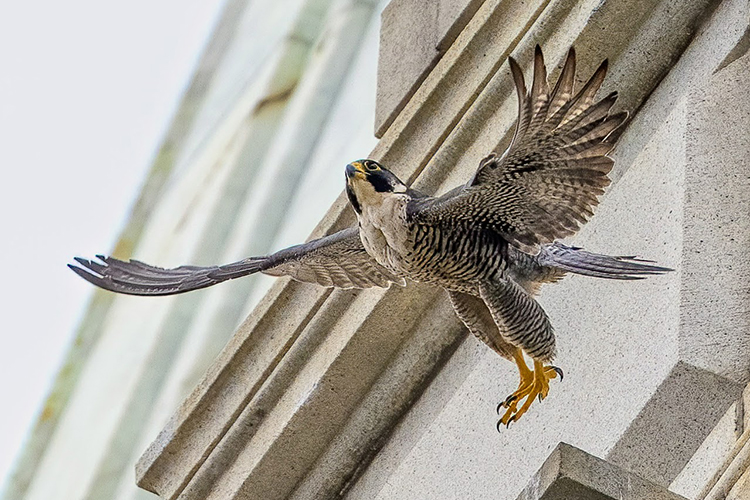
<box><xmin>20</xmin><ymin>0</ymin><xmax>743</xmax><ymax>499</ymax></box>
<box><xmin>347</xmin><ymin>85</ymin><xmax>686</xmax><ymax>500</ymax></box>
<box><xmin>12</xmin><ymin>0</ymin><xmax>750</xmax><ymax>499</ymax></box>
<box><xmin>680</xmin><ymin>49</ymin><xmax>750</xmax><ymax>386</ymax></box>
<box><xmin>607</xmin><ymin>48</ymin><xmax>750</xmax><ymax>488</ymax></box>
<box><xmin>695</xmin><ymin>384</ymin><xmax>750</xmax><ymax>500</ymax></box>
<box><xmin>515</xmin><ymin>443</ymin><xmax>688</xmax><ymax>500</ymax></box>
<box><xmin>436</xmin><ymin>0</ymin><xmax>486</xmax><ymax>51</ymax></box>
<box><xmin>670</xmin><ymin>398</ymin><xmax>741</xmax><ymax>499</ymax></box>
<box><xmin>606</xmin><ymin>363</ymin><xmax>742</xmax><ymax>486</ymax></box>
<box><xmin>375</xmin><ymin>0</ymin><xmax>484</xmax><ymax>137</ymax></box>
<box><xmin>376</xmin><ymin>0</ymin><xmax>440</xmax><ymax>138</ymax></box>
<box><xmin>346</xmin><ymin>2</ymin><xmax>750</xmax><ymax>498</ymax></box>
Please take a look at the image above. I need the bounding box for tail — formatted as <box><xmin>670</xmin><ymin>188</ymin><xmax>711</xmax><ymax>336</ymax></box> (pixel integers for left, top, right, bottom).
<box><xmin>538</xmin><ymin>242</ymin><xmax>673</xmax><ymax>280</ymax></box>
<box><xmin>69</xmin><ymin>255</ymin><xmax>266</xmax><ymax>296</ymax></box>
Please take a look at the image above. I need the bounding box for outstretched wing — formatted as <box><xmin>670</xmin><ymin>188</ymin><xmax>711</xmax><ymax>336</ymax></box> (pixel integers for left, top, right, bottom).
<box><xmin>412</xmin><ymin>46</ymin><xmax>627</xmax><ymax>253</ymax></box>
<box><xmin>70</xmin><ymin>227</ymin><xmax>405</xmax><ymax>296</ymax></box>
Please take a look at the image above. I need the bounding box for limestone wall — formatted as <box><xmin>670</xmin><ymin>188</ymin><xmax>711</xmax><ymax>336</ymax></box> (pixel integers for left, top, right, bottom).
<box><xmin>134</xmin><ymin>0</ymin><xmax>750</xmax><ymax>498</ymax></box>
<box><xmin>7</xmin><ymin>0</ymin><xmax>749</xmax><ymax>499</ymax></box>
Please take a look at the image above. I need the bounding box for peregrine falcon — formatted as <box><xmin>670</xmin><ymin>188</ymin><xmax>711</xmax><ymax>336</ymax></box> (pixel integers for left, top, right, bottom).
<box><xmin>71</xmin><ymin>46</ymin><xmax>671</xmax><ymax>429</ymax></box>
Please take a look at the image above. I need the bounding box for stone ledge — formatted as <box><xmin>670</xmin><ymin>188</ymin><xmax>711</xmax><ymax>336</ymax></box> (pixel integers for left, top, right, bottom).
<box><xmin>606</xmin><ymin>362</ymin><xmax>743</xmax><ymax>486</ymax></box>
<box><xmin>516</xmin><ymin>443</ymin><xmax>688</xmax><ymax>500</ymax></box>
<box><xmin>694</xmin><ymin>384</ymin><xmax>750</xmax><ymax>500</ymax></box>
<box><xmin>375</xmin><ymin>0</ymin><xmax>485</xmax><ymax>138</ymax></box>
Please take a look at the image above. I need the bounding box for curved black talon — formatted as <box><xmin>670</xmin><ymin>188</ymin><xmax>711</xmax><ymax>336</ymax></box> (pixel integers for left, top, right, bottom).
<box><xmin>496</xmin><ymin>397</ymin><xmax>513</xmax><ymax>414</ymax></box>
<box><xmin>504</xmin><ymin>394</ymin><xmax>517</xmax><ymax>406</ymax></box>
<box><xmin>496</xmin><ymin>413</ymin><xmax>516</xmax><ymax>432</ymax></box>
<box><xmin>551</xmin><ymin>366</ymin><xmax>564</xmax><ymax>381</ymax></box>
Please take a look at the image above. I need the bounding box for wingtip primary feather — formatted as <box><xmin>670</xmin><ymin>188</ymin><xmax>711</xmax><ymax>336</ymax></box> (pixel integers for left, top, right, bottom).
<box><xmin>73</xmin><ymin>256</ymin><xmax>93</xmax><ymax>268</ymax></box>
<box><xmin>508</xmin><ymin>56</ymin><xmax>526</xmax><ymax>92</ymax></box>
<box><xmin>68</xmin><ymin>261</ymin><xmax>111</xmax><ymax>289</ymax></box>
<box><xmin>68</xmin><ymin>262</ymin><xmax>88</xmax><ymax>275</ymax></box>
<box><xmin>531</xmin><ymin>45</ymin><xmax>548</xmax><ymax>96</ymax></box>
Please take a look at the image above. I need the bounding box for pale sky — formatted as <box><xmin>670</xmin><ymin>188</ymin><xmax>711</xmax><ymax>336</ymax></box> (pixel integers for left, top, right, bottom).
<box><xmin>0</xmin><ymin>0</ymin><xmax>225</xmax><ymax>490</ymax></box>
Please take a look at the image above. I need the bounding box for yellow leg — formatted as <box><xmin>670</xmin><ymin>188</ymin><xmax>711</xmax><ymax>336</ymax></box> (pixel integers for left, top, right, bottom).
<box><xmin>498</xmin><ymin>352</ymin><xmax>562</xmax><ymax>429</ymax></box>
<box><xmin>496</xmin><ymin>349</ymin><xmax>533</xmax><ymax>412</ymax></box>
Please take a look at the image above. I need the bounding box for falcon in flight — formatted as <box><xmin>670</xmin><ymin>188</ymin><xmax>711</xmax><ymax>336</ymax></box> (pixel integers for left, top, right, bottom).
<box><xmin>71</xmin><ymin>46</ymin><xmax>671</xmax><ymax>429</ymax></box>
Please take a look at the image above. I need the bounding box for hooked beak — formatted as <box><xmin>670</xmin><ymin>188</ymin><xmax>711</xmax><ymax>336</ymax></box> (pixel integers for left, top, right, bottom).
<box><xmin>345</xmin><ymin>161</ymin><xmax>365</xmax><ymax>180</ymax></box>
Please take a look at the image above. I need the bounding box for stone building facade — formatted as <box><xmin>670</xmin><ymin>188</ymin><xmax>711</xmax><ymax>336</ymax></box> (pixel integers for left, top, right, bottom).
<box><xmin>5</xmin><ymin>0</ymin><xmax>750</xmax><ymax>499</ymax></box>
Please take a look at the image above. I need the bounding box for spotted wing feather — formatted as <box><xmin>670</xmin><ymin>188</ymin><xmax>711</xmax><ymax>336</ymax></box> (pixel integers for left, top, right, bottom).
<box><xmin>415</xmin><ymin>46</ymin><xmax>627</xmax><ymax>253</ymax></box>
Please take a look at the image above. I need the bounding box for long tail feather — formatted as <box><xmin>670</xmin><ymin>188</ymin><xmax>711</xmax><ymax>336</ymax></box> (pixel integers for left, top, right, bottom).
<box><xmin>539</xmin><ymin>242</ymin><xmax>673</xmax><ymax>279</ymax></box>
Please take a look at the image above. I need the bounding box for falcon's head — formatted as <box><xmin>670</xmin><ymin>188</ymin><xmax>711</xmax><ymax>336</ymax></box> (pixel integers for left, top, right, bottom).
<box><xmin>345</xmin><ymin>159</ymin><xmax>407</xmax><ymax>215</ymax></box>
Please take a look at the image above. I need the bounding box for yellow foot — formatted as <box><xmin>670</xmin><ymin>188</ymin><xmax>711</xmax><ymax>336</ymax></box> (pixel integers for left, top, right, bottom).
<box><xmin>497</xmin><ymin>360</ymin><xmax>562</xmax><ymax>430</ymax></box>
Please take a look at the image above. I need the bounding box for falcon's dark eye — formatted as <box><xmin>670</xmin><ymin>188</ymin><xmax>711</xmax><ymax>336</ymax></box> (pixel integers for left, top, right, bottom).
<box><xmin>365</xmin><ymin>161</ymin><xmax>379</xmax><ymax>171</ymax></box>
